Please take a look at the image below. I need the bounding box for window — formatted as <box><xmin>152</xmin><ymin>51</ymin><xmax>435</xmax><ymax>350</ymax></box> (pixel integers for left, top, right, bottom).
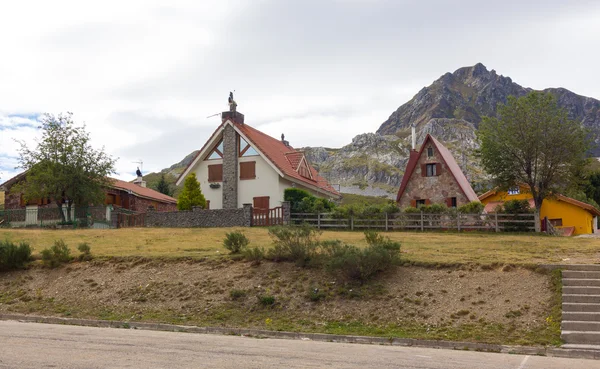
<box><xmin>297</xmin><ymin>159</ymin><xmax>313</xmax><ymax>179</ymax></box>
<box><xmin>240</xmin><ymin>161</ymin><xmax>256</xmax><ymax>180</ymax></box>
<box><xmin>206</xmin><ymin>140</ymin><xmax>224</xmax><ymax>160</ymax></box>
<box><xmin>416</xmin><ymin>199</ymin><xmax>426</xmax><ymax>208</ymax></box>
<box><xmin>550</xmin><ymin>218</ymin><xmax>563</xmax><ymax>227</ymax></box>
<box><xmin>427</xmin><ymin>147</ymin><xmax>434</xmax><ymax>157</ymax></box>
<box><xmin>451</xmin><ymin>197</ymin><xmax>457</xmax><ymax>208</ymax></box>
<box><xmin>239</xmin><ymin>137</ymin><xmax>258</xmax><ymax>157</ymax></box>
<box><xmin>508</xmin><ymin>187</ymin><xmax>520</xmax><ymax>195</ymax></box>
<box><xmin>426</xmin><ymin>163</ymin><xmax>436</xmax><ymax>177</ymax></box>
<box><xmin>208</xmin><ymin>164</ymin><xmax>223</xmax><ymax>182</ymax></box>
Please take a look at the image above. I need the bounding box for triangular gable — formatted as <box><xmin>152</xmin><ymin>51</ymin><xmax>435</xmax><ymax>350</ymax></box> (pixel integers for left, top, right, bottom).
<box><xmin>396</xmin><ymin>134</ymin><xmax>479</xmax><ymax>203</ymax></box>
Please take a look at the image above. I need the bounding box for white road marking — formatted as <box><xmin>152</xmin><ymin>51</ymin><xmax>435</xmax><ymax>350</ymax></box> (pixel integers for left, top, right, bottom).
<box><xmin>517</xmin><ymin>355</ymin><xmax>530</xmax><ymax>369</ymax></box>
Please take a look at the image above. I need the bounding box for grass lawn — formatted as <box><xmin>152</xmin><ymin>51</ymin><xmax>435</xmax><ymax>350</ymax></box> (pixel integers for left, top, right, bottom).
<box><xmin>1</xmin><ymin>227</ymin><xmax>599</xmax><ymax>265</ymax></box>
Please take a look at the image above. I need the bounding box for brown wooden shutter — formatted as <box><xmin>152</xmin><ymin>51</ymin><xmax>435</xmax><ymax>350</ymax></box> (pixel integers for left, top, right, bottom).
<box><xmin>425</xmin><ymin>199</ymin><xmax>431</xmax><ymax>205</ymax></box>
<box><xmin>208</xmin><ymin>164</ymin><xmax>223</xmax><ymax>182</ymax></box>
<box><xmin>240</xmin><ymin>161</ymin><xmax>256</xmax><ymax>180</ymax></box>
<box><xmin>435</xmin><ymin>163</ymin><xmax>442</xmax><ymax>176</ymax></box>
<box><xmin>410</xmin><ymin>199</ymin><xmax>416</xmax><ymax>207</ymax></box>
<box><xmin>421</xmin><ymin>164</ymin><xmax>426</xmax><ymax>177</ymax></box>
<box><xmin>446</xmin><ymin>197</ymin><xmax>452</xmax><ymax>207</ymax></box>
<box><xmin>253</xmin><ymin>196</ymin><xmax>270</xmax><ymax>209</ymax></box>
<box><xmin>206</xmin><ymin>200</ymin><xmax>210</xmax><ymax>209</ymax></box>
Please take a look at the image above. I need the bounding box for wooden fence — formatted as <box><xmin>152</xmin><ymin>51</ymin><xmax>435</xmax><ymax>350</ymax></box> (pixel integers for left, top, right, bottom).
<box><xmin>252</xmin><ymin>206</ymin><xmax>284</xmax><ymax>226</ymax></box>
<box><xmin>116</xmin><ymin>212</ymin><xmax>146</xmax><ymax>228</ymax></box>
<box><xmin>290</xmin><ymin>212</ymin><xmax>536</xmax><ymax>232</ymax></box>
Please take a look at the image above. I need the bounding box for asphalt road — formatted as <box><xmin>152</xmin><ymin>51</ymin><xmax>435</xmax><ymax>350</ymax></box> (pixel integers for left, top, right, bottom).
<box><xmin>0</xmin><ymin>320</ymin><xmax>598</xmax><ymax>369</ymax></box>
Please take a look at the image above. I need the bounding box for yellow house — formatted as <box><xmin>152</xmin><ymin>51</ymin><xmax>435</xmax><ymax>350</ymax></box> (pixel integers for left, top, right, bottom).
<box><xmin>479</xmin><ymin>184</ymin><xmax>600</xmax><ymax>236</ymax></box>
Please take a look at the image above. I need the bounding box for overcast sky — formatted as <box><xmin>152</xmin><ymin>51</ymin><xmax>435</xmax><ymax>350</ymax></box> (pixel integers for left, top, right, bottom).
<box><xmin>1</xmin><ymin>0</ymin><xmax>599</xmax><ymax>182</ymax></box>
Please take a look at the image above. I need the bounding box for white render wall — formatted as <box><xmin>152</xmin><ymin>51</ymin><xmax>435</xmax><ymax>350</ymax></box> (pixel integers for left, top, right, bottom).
<box><xmin>194</xmin><ymin>158</ymin><xmax>223</xmax><ymax>210</ymax></box>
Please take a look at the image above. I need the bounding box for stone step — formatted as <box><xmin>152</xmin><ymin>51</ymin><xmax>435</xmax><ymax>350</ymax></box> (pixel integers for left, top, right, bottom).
<box><xmin>561</xmin><ymin>331</ymin><xmax>600</xmax><ymax>345</ymax></box>
<box><xmin>563</xmin><ymin>312</ymin><xmax>600</xmax><ymax>322</ymax></box>
<box><xmin>563</xmin><ymin>303</ymin><xmax>600</xmax><ymax>312</ymax></box>
<box><xmin>563</xmin><ymin>294</ymin><xmax>600</xmax><ymax>303</ymax></box>
<box><xmin>563</xmin><ymin>279</ymin><xmax>600</xmax><ymax>287</ymax></box>
<box><xmin>562</xmin><ymin>321</ymin><xmax>600</xmax><ymax>331</ymax></box>
<box><xmin>563</xmin><ymin>271</ymin><xmax>600</xmax><ymax>279</ymax></box>
<box><xmin>560</xmin><ymin>265</ymin><xmax>600</xmax><ymax>271</ymax></box>
<box><xmin>564</xmin><ymin>286</ymin><xmax>600</xmax><ymax>294</ymax></box>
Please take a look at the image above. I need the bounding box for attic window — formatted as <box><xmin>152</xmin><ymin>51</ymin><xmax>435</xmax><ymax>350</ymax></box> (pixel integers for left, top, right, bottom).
<box><xmin>426</xmin><ymin>163</ymin><xmax>437</xmax><ymax>177</ymax></box>
<box><xmin>298</xmin><ymin>159</ymin><xmax>313</xmax><ymax>180</ymax></box>
<box><xmin>427</xmin><ymin>147</ymin><xmax>434</xmax><ymax>157</ymax></box>
<box><xmin>206</xmin><ymin>140</ymin><xmax>224</xmax><ymax>160</ymax></box>
<box><xmin>239</xmin><ymin>137</ymin><xmax>258</xmax><ymax>157</ymax></box>
<box><xmin>508</xmin><ymin>187</ymin><xmax>520</xmax><ymax>195</ymax></box>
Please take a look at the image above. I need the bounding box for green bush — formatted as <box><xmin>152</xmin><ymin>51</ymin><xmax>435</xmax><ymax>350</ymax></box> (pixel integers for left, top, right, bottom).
<box><xmin>267</xmin><ymin>225</ymin><xmax>321</xmax><ymax>266</ymax></box>
<box><xmin>501</xmin><ymin>199</ymin><xmax>533</xmax><ymax>232</ymax></box>
<box><xmin>458</xmin><ymin>201</ymin><xmax>484</xmax><ymax>214</ymax></box>
<box><xmin>230</xmin><ymin>289</ymin><xmax>247</xmax><ymax>300</ymax></box>
<box><xmin>257</xmin><ymin>294</ymin><xmax>276</xmax><ymax>306</ymax></box>
<box><xmin>307</xmin><ymin>287</ymin><xmax>327</xmax><ymax>302</ymax></box>
<box><xmin>243</xmin><ymin>246</ymin><xmax>265</xmax><ymax>264</ymax></box>
<box><xmin>381</xmin><ymin>203</ymin><xmax>401</xmax><ymax>214</ymax></box>
<box><xmin>0</xmin><ymin>240</ymin><xmax>32</xmax><ymax>271</ymax></box>
<box><xmin>403</xmin><ymin>206</ymin><xmax>420</xmax><ymax>213</ymax></box>
<box><xmin>322</xmin><ymin>232</ymin><xmax>400</xmax><ymax>282</ymax></box>
<box><xmin>223</xmin><ymin>231</ymin><xmax>250</xmax><ymax>254</ymax></box>
<box><xmin>77</xmin><ymin>242</ymin><xmax>92</xmax><ymax>261</ymax></box>
<box><xmin>41</xmin><ymin>239</ymin><xmax>72</xmax><ymax>268</ymax></box>
<box><xmin>285</xmin><ymin>188</ymin><xmax>335</xmax><ymax>213</ymax></box>
<box><xmin>420</xmin><ymin>203</ymin><xmax>448</xmax><ymax>213</ymax></box>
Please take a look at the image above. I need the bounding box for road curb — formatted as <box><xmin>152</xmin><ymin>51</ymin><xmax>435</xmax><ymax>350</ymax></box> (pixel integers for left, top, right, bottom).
<box><xmin>0</xmin><ymin>313</ymin><xmax>596</xmax><ymax>360</ymax></box>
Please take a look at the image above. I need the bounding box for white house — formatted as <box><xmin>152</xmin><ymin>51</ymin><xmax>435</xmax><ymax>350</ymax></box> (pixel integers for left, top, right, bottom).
<box><xmin>176</xmin><ymin>111</ymin><xmax>340</xmax><ymax>210</ymax></box>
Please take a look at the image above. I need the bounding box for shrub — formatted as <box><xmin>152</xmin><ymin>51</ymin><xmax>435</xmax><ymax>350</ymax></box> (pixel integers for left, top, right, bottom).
<box><xmin>307</xmin><ymin>287</ymin><xmax>326</xmax><ymax>302</ymax></box>
<box><xmin>267</xmin><ymin>225</ymin><xmax>321</xmax><ymax>266</ymax></box>
<box><xmin>502</xmin><ymin>199</ymin><xmax>533</xmax><ymax>232</ymax></box>
<box><xmin>77</xmin><ymin>242</ymin><xmax>92</xmax><ymax>261</ymax></box>
<box><xmin>257</xmin><ymin>294</ymin><xmax>276</xmax><ymax>306</ymax></box>
<box><xmin>420</xmin><ymin>203</ymin><xmax>447</xmax><ymax>213</ymax></box>
<box><xmin>458</xmin><ymin>201</ymin><xmax>484</xmax><ymax>214</ymax></box>
<box><xmin>0</xmin><ymin>240</ymin><xmax>32</xmax><ymax>271</ymax></box>
<box><xmin>223</xmin><ymin>231</ymin><xmax>250</xmax><ymax>254</ymax></box>
<box><xmin>322</xmin><ymin>232</ymin><xmax>400</xmax><ymax>282</ymax></box>
<box><xmin>403</xmin><ymin>206</ymin><xmax>420</xmax><ymax>213</ymax></box>
<box><xmin>230</xmin><ymin>289</ymin><xmax>247</xmax><ymax>300</ymax></box>
<box><xmin>381</xmin><ymin>203</ymin><xmax>401</xmax><ymax>214</ymax></box>
<box><xmin>243</xmin><ymin>246</ymin><xmax>265</xmax><ymax>264</ymax></box>
<box><xmin>41</xmin><ymin>239</ymin><xmax>72</xmax><ymax>268</ymax></box>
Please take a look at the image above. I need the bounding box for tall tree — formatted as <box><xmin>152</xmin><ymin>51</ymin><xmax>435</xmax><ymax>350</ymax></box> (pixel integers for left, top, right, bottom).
<box><xmin>15</xmin><ymin>113</ymin><xmax>116</xmax><ymax>222</ymax></box>
<box><xmin>155</xmin><ymin>173</ymin><xmax>174</xmax><ymax>197</ymax></box>
<box><xmin>477</xmin><ymin>92</ymin><xmax>588</xmax><ymax>212</ymax></box>
<box><xmin>177</xmin><ymin>173</ymin><xmax>206</xmax><ymax>210</ymax></box>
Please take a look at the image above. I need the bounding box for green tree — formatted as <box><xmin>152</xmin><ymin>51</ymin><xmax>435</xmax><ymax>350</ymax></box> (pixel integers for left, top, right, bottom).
<box><xmin>477</xmin><ymin>92</ymin><xmax>588</xmax><ymax>212</ymax></box>
<box><xmin>177</xmin><ymin>173</ymin><xmax>206</xmax><ymax>210</ymax></box>
<box><xmin>155</xmin><ymin>173</ymin><xmax>173</xmax><ymax>197</ymax></box>
<box><xmin>15</xmin><ymin>113</ymin><xmax>116</xmax><ymax>222</ymax></box>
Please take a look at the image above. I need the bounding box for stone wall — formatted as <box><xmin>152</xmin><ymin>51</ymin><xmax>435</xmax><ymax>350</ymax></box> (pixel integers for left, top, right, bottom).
<box><xmin>146</xmin><ymin>204</ymin><xmax>252</xmax><ymax>228</ymax></box>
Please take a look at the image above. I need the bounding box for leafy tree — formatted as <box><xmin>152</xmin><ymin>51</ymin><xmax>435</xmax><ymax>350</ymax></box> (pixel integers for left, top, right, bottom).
<box><xmin>15</xmin><ymin>113</ymin><xmax>116</xmax><ymax>222</ymax></box>
<box><xmin>177</xmin><ymin>173</ymin><xmax>206</xmax><ymax>210</ymax></box>
<box><xmin>478</xmin><ymin>92</ymin><xmax>588</xmax><ymax>212</ymax></box>
<box><xmin>155</xmin><ymin>173</ymin><xmax>174</xmax><ymax>197</ymax></box>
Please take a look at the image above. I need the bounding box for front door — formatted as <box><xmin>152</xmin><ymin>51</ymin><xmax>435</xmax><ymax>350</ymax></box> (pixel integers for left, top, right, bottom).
<box><xmin>253</xmin><ymin>196</ymin><xmax>270</xmax><ymax>209</ymax></box>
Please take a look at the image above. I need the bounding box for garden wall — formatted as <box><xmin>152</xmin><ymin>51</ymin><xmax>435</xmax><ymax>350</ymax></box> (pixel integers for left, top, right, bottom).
<box><xmin>145</xmin><ymin>204</ymin><xmax>253</xmax><ymax>228</ymax></box>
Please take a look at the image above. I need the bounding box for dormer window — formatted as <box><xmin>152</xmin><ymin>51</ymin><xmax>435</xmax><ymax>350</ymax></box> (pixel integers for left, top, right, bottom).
<box><xmin>508</xmin><ymin>187</ymin><xmax>520</xmax><ymax>195</ymax></box>
<box><xmin>427</xmin><ymin>147</ymin><xmax>434</xmax><ymax>157</ymax></box>
<box><xmin>297</xmin><ymin>157</ymin><xmax>313</xmax><ymax>180</ymax></box>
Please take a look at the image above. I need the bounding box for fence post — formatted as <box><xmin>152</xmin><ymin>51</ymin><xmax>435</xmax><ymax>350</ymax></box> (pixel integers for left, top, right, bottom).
<box><xmin>350</xmin><ymin>215</ymin><xmax>354</xmax><ymax>231</ymax></box>
<box><xmin>420</xmin><ymin>211</ymin><xmax>424</xmax><ymax>232</ymax></box>
<box><xmin>534</xmin><ymin>211</ymin><xmax>541</xmax><ymax>232</ymax></box>
<box><xmin>317</xmin><ymin>212</ymin><xmax>321</xmax><ymax>230</ymax></box>
<box><xmin>385</xmin><ymin>212</ymin><xmax>388</xmax><ymax>232</ymax></box>
<box><xmin>457</xmin><ymin>213</ymin><xmax>461</xmax><ymax>232</ymax></box>
<box><xmin>495</xmin><ymin>212</ymin><xmax>499</xmax><ymax>232</ymax></box>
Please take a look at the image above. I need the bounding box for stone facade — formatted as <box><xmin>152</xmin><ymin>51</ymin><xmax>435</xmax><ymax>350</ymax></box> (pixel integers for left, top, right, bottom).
<box><xmin>146</xmin><ymin>204</ymin><xmax>252</xmax><ymax>228</ymax></box>
<box><xmin>398</xmin><ymin>144</ymin><xmax>471</xmax><ymax>209</ymax></box>
<box><xmin>222</xmin><ymin>123</ymin><xmax>238</xmax><ymax>209</ymax></box>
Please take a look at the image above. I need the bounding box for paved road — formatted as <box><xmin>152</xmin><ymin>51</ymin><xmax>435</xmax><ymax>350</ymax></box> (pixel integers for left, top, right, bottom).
<box><xmin>0</xmin><ymin>321</ymin><xmax>598</xmax><ymax>369</ymax></box>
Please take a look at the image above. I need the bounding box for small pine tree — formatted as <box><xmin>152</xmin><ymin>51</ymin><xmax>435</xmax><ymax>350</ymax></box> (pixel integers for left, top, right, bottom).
<box><xmin>177</xmin><ymin>173</ymin><xmax>207</xmax><ymax>210</ymax></box>
<box><xmin>155</xmin><ymin>173</ymin><xmax>174</xmax><ymax>196</ymax></box>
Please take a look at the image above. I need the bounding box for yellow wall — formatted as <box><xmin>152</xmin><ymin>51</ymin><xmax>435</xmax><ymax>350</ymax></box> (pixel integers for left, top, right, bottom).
<box><xmin>481</xmin><ymin>185</ymin><xmax>596</xmax><ymax>235</ymax></box>
<box><xmin>0</xmin><ymin>191</ymin><xmax>4</xmax><ymax>206</ymax></box>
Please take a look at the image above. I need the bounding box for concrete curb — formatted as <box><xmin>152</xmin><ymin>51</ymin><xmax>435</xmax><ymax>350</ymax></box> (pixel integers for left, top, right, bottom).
<box><xmin>0</xmin><ymin>313</ymin><xmax>596</xmax><ymax>360</ymax></box>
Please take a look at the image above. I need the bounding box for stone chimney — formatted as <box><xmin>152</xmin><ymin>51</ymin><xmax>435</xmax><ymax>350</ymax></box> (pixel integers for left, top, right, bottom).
<box><xmin>133</xmin><ymin>176</ymin><xmax>147</xmax><ymax>188</ymax></box>
<box><xmin>222</xmin><ymin>111</ymin><xmax>240</xmax><ymax>209</ymax></box>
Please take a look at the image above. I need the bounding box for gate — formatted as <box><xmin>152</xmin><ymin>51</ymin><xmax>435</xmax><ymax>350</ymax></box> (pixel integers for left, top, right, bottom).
<box><xmin>253</xmin><ymin>206</ymin><xmax>283</xmax><ymax>226</ymax></box>
<box><xmin>116</xmin><ymin>212</ymin><xmax>146</xmax><ymax>228</ymax></box>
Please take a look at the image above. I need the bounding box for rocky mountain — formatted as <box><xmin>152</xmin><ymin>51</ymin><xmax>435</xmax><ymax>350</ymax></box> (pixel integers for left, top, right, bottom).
<box><xmin>154</xmin><ymin>63</ymin><xmax>600</xmax><ymax>198</ymax></box>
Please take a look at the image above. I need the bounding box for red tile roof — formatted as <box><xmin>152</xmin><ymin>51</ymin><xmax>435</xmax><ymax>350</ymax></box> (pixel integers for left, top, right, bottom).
<box><xmin>177</xmin><ymin>116</ymin><xmax>339</xmax><ymax>198</ymax></box>
<box><xmin>110</xmin><ymin>178</ymin><xmax>177</xmax><ymax>204</ymax></box>
<box><xmin>396</xmin><ymin>134</ymin><xmax>479</xmax><ymax>203</ymax></box>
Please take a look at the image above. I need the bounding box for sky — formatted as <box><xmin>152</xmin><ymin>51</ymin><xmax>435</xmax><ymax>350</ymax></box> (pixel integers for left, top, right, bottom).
<box><xmin>1</xmin><ymin>0</ymin><xmax>600</xmax><ymax>182</ymax></box>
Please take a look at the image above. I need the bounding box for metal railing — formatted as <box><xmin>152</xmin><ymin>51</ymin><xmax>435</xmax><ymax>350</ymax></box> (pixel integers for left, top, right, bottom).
<box><xmin>290</xmin><ymin>212</ymin><xmax>536</xmax><ymax>232</ymax></box>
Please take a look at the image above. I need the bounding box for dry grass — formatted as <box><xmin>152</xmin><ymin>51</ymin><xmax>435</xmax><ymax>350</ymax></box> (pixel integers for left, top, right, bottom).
<box><xmin>2</xmin><ymin>227</ymin><xmax>600</xmax><ymax>265</ymax></box>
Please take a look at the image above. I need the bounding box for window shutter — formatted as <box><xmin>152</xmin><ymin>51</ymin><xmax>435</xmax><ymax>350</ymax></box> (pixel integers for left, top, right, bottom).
<box><xmin>240</xmin><ymin>161</ymin><xmax>256</xmax><ymax>180</ymax></box>
<box><xmin>421</xmin><ymin>164</ymin><xmax>426</xmax><ymax>177</ymax></box>
<box><xmin>206</xmin><ymin>200</ymin><xmax>210</xmax><ymax>210</ymax></box>
<box><xmin>410</xmin><ymin>200</ymin><xmax>416</xmax><ymax>207</ymax></box>
<box><xmin>436</xmin><ymin>163</ymin><xmax>442</xmax><ymax>176</ymax></box>
<box><xmin>425</xmin><ymin>199</ymin><xmax>431</xmax><ymax>205</ymax></box>
<box><xmin>208</xmin><ymin>164</ymin><xmax>223</xmax><ymax>182</ymax></box>
<box><xmin>446</xmin><ymin>197</ymin><xmax>452</xmax><ymax>207</ymax></box>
